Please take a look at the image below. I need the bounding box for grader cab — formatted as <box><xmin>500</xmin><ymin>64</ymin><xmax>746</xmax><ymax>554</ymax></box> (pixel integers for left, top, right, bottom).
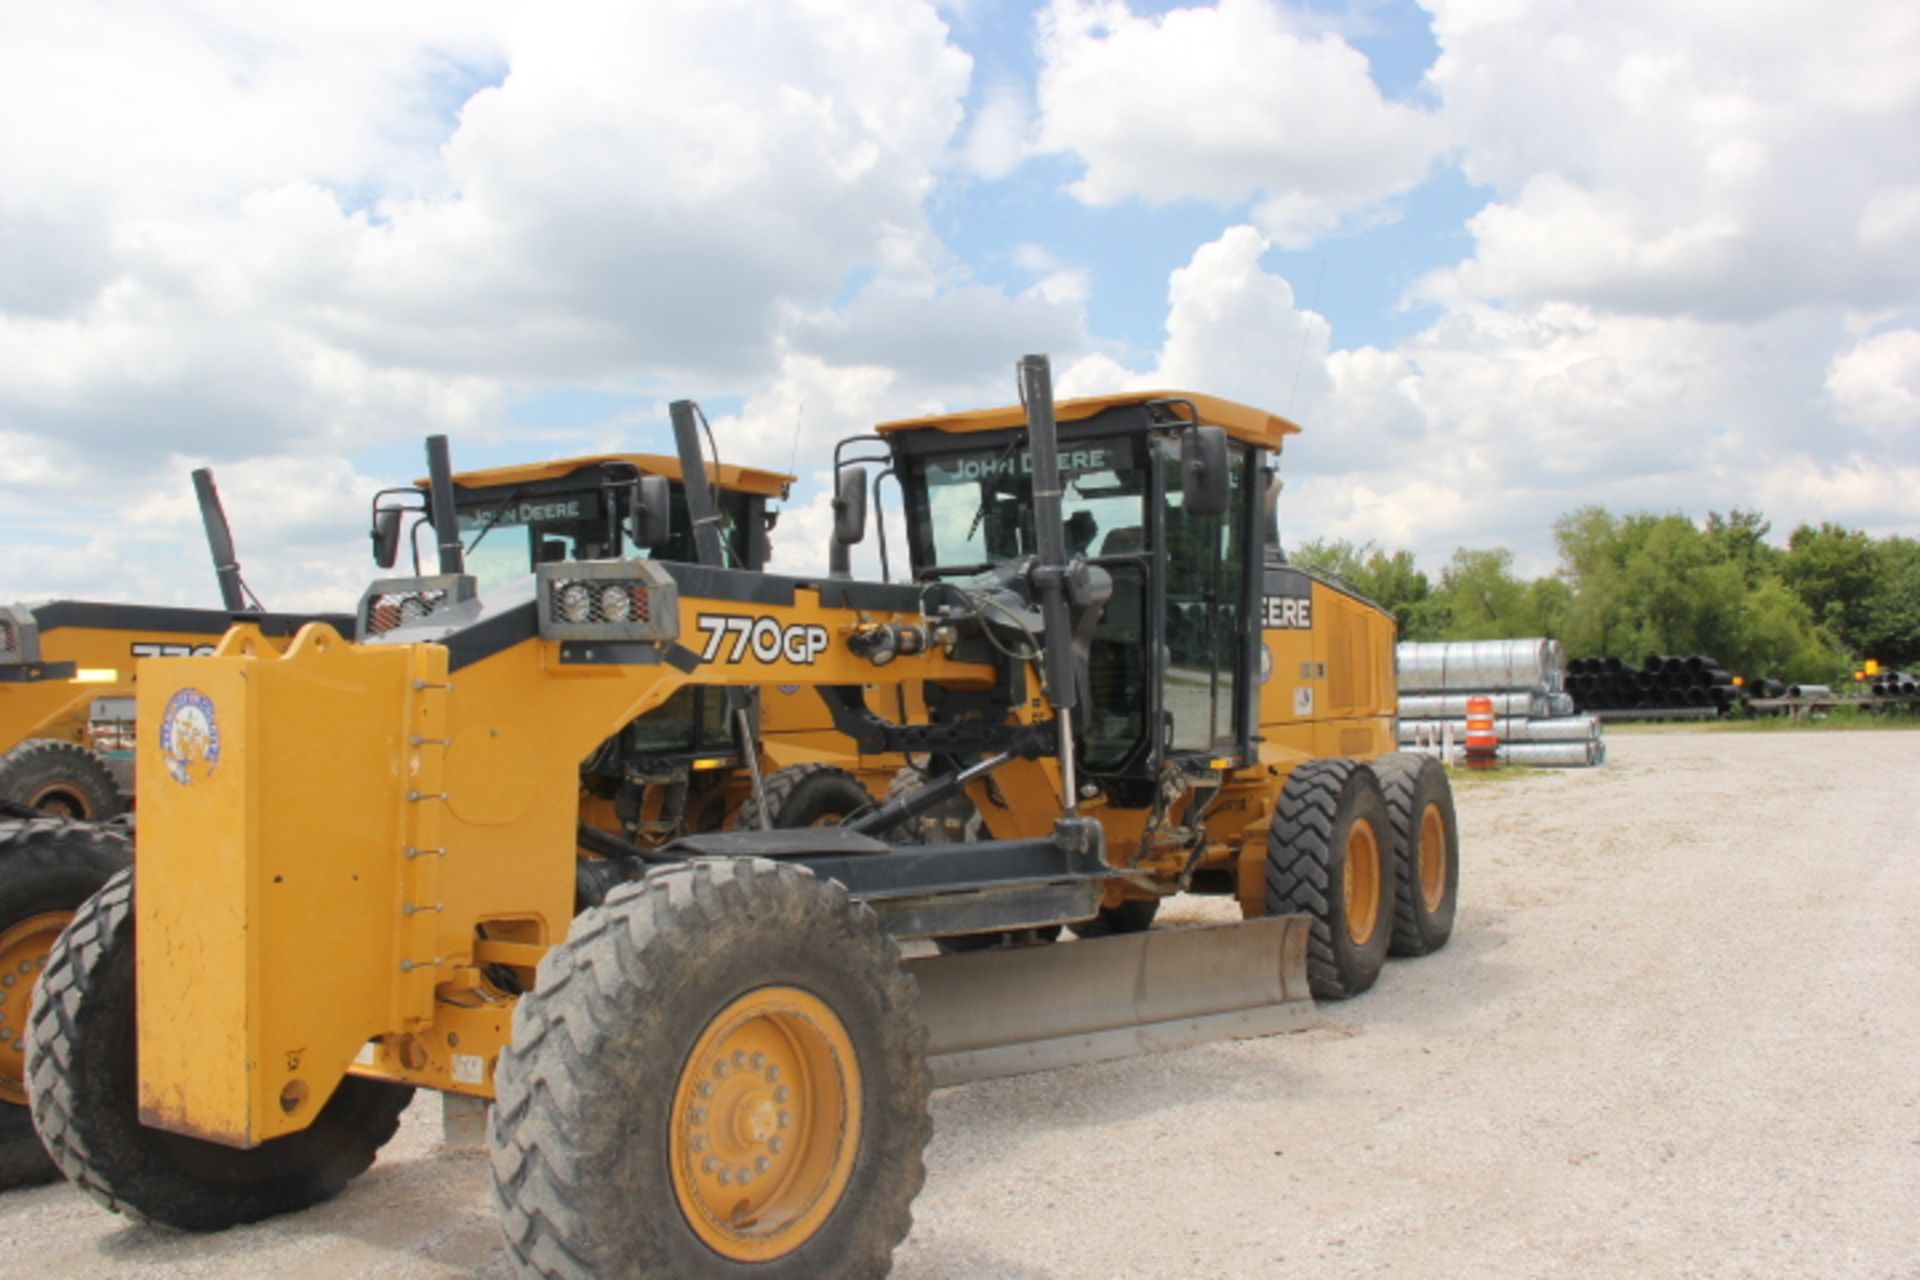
<box><xmin>25</xmin><ymin>356</ymin><xmax>1459</xmax><ymax>1278</ymax></box>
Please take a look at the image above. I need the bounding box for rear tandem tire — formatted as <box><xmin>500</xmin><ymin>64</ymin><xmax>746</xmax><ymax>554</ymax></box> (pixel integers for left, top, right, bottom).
<box><xmin>737</xmin><ymin>763</ymin><xmax>871</xmax><ymax>831</ymax></box>
<box><xmin>0</xmin><ymin>820</ymin><xmax>131</xmax><ymax>1190</ymax></box>
<box><xmin>24</xmin><ymin>868</ymin><xmax>414</xmax><ymax>1229</ymax></box>
<box><xmin>0</xmin><ymin>741</ymin><xmax>126</xmax><ymax>822</ymax></box>
<box><xmin>491</xmin><ymin>858</ymin><xmax>929</xmax><ymax>1279</ymax></box>
<box><xmin>1372</xmin><ymin>752</ymin><xmax>1460</xmax><ymax>957</ymax></box>
<box><xmin>1266</xmin><ymin>759</ymin><xmax>1394</xmax><ymax>1000</ymax></box>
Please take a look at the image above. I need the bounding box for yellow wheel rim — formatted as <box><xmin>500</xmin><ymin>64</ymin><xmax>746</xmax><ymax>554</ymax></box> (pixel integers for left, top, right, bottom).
<box><xmin>0</xmin><ymin>911</ymin><xmax>68</xmax><ymax>1106</ymax></box>
<box><xmin>1344</xmin><ymin>821</ymin><xmax>1381</xmax><ymax>947</ymax></box>
<box><xmin>670</xmin><ymin>986</ymin><xmax>861</xmax><ymax>1263</ymax></box>
<box><xmin>1418</xmin><ymin>803</ymin><xmax>1448</xmax><ymax>914</ymax></box>
<box><xmin>25</xmin><ymin>785</ymin><xmax>88</xmax><ymax>820</ymax></box>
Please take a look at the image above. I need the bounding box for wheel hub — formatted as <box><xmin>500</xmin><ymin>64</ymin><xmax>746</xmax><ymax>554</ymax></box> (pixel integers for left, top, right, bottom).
<box><xmin>1418</xmin><ymin>802</ymin><xmax>1448</xmax><ymax>913</ymax></box>
<box><xmin>0</xmin><ymin>910</ymin><xmax>69</xmax><ymax>1106</ymax></box>
<box><xmin>671</xmin><ymin>985</ymin><xmax>860</xmax><ymax>1263</ymax></box>
<box><xmin>1344</xmin><ymin>821</ymin><xmax>1381</xmax><ymax>947</ymax></box>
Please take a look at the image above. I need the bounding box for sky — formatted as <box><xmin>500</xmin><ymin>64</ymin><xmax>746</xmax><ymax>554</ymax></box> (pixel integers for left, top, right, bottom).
<box><xmin>2</xmin><ymin>0</ymin><xmax>1916</xmax><ymax>611</ymax></box>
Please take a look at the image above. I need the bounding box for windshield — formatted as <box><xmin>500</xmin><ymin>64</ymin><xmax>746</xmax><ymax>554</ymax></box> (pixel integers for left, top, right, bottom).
<box><xmin>909</xmin><ymin>435</ymin><xmax>1145</xmax><ymax>573</ymax></box>
<box><xmin>453</xmin><ymin>483</ymin><xmax>752</xmax><ymax>593</ymax></box>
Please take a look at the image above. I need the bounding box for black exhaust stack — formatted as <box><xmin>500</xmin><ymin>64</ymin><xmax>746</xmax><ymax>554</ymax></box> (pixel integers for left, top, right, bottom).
<box><xmin>191</xmin><ymin>467</ymin><xmax>252</xmax><ymax>613</ymax></box>
<box><xmin>1017</xmin><ymin>354</ymin><xmax>1081</xmax><ymax>816</ymax></box>
<box><xmin>425</xmin><ymin>435</ymin><xmax>465</xmax><ymax>576</ymax></box>
<box><xmin>670</xmin><ymin>400</ymin><xmax>725</xmax><ymax>568</ymax></box>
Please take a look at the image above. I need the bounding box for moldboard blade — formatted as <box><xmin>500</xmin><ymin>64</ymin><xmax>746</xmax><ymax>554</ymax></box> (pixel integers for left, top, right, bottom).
<box><xmin>906</xmin><ymin>915</ymin><xmax>1315</xmax><ymax>1086</ymax></box>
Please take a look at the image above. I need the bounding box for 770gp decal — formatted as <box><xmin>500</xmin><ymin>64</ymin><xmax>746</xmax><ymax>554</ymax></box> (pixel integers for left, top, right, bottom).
<box><xmin>696</xmin><ymin>614</ymin><xmax>831</xmax><ymax>665</ymax></box>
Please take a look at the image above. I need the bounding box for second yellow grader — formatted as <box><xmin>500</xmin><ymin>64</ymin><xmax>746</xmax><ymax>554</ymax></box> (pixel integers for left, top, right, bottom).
<box><xmin>27</xmin><ymin>356</ymin><xmax>1458</xmax><ymax>1278</ymax></box>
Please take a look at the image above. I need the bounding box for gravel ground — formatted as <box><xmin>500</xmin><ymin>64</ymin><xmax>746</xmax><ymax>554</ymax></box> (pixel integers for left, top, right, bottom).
<box><xmin>2</xmin><ymin>727</ymin><xmax>1916</xmax><ymax>1278</ymax></box>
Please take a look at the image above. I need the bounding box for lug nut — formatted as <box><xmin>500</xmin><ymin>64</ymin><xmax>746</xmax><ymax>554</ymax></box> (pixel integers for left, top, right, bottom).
<box><xmin>698</xmin><ymin>1081</ymin><xmax>714</xmax><ymax>1098</ymax></box>
<box><xmin>777</xmin><ymin>1110</ymin><xmax>790</xmax><ymax>1129</ymax></box>
<box><xmin>769</xmin><ymin>1137</ymin><xmax>784</xmax><ymax>1154</ymax></box>
<box><xmin>750</xmin><ymin>1051</ymin><xmax>765</xmax><ymax>1069</ymax></box>
<box><xmin>689</xmin><ymin>1107</ymin><xmax>707</xmax><ymax>1125</ymax></box>
<box><xmin>774</xmin><ymin>1086</ymin><xmax>790</xmax><ymax>1103</ymax></box>
<box><xmin>755</xmin><ymin>1156</ymin><xmax>771</xmax><ymax>1173</ymax></box>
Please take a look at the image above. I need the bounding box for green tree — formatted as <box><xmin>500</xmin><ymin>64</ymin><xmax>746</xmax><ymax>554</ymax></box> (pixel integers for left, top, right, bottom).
<box><xmin>1856</xmin><ymin>536</ymin><xmax>1920</xmax><ymax>667</ymax></box>
<box><xmin>1432</xmin><ymin>548</ymin><xmax>1532</xmax><ymax>640</ymax></box>
<box><xmin>1289</xmin><ymin>538</ymin><xmax>1439</xmax><ymax>638</ymax></box>
<box><xmin>1705</xmin><ymin>508</ymin><xmax>1779</xmax><ymax>587</ymax></box>
<box><xmin>1780</xmin><ymin>522</ymin><xmax>1877</xmax><ymax>649</ymax></box>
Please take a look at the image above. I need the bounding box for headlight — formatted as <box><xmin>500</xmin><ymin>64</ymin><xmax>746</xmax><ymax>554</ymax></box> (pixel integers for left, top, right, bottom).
<box><xmin>556</xmin><ymin>582</ymin><xmax>594</xmax><ymax>625</ymax></box>
<box><xmin>362</xmin><ymin>587</ymin><xmax>450</xmax><ymax>636</ymax></box>
<box><xmin>535</xmin><ymin>561</ymin><xmax>679</xmax><ymax>643</ymax></box>
<box><xmin>598</xmin><ymin>583</ymin><xmax>633</xmax><ymax>623</ymax></box>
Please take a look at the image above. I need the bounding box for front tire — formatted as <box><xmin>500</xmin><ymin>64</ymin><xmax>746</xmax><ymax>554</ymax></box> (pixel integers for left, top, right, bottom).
<box><xmin>1373</xmin><ymin>753</ymin><xmax>1460</xmax><ymax>956</ymax></box>
<box><xmin>1266</xmin><ymin>760</ymin><xmax>1394</xmax><ymax>1000</ymax></box>
<box><xmin>0</xmin><ymin>820</ymin><xmax>131</xmax><ymax>1189</ymax></box>
<box><xmin>25</xmin><ymin>868</ymin><xmax>414</xmax><ymax>1229</ymax></box>
<box><xmin>491</xmin><ymin>859</ymin><xmax>929</xmax><ymax>1279</ymax></box>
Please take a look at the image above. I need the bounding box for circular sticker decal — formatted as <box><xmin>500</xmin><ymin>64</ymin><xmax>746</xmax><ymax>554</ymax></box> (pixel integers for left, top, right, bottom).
<box><xmin>159</xmin><ymin>687</ymin><xmax>221</xmax><ymax>785</ymax></box>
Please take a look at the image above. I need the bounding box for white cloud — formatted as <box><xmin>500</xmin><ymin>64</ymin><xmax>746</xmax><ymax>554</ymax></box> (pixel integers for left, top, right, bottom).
<box><xmin>1826</xmin><ymin>328</ymin><xmax>1920</xmax><ymax>437</ymax></box>
<box><xmin>962</xmin><ymin>79</ymin><xmax>1037</xmax><ymax>181</ymax></box>
<box><xmin>0</xmin><ymin>2</ymin><xmax>977</xmax><ymax>475</ymax></box>
<box><xmin>1420</xmin><ymin>0</ymin><xmax>1920</xmax><ymax>318</ymax></box>
<box><xmin>1076</xmin><ymin>227</ymin><xmax>1920</xmax><ymax>570</ymax></box>
<box><xmin>1034</xmin><ymin>0</ymin><xmax>1447</xmax><ymax>246</ymax></box>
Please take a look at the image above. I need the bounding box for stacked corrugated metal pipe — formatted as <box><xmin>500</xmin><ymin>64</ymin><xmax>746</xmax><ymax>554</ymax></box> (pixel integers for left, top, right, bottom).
<box><xmin>1397</xmin><ymin>639</ymin><xmax>1606</xmax><ymax>767</ymax></box>
<box><xmin>1566</xmin><ymin>654</ymin><xmax>1737</xmax><ymax>716</ymax></box>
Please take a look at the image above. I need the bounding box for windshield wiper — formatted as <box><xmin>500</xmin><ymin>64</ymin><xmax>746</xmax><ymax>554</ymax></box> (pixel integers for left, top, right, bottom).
<box><xmin>963</xmin><ymin>438</ymin><xmax>1025</xmax><ymax>543</ymax></box>
<box><xmin>463</xmin><ymin>486</ymin><xmax>528</xmax><ymax>557</ymax></box>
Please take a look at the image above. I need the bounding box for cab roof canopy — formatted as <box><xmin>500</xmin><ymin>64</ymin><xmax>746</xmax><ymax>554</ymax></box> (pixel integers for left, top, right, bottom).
<box><xmin>425</xmin><ymin>453</ymin><xmax>793</xmax><ymax>500</ymax></box>
<box><xmin>876</xmin><ymin>390</ymin><xmax>1301</xmax><ymax>451</ymax></box>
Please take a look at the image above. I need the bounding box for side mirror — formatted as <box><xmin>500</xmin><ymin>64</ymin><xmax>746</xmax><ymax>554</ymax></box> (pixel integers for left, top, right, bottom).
<box><xmin>372</xmin><ymin>506</ymin><xmax>405</xmax><ymax>570</ymax></box>
<box><xmin>1181</xmin><ymin>425</ymin><xmax>1231</xmax><ymax>517</ymax></box>
<box><xmin>632</xmin><ymin>474</ymin><xmax>672</xmax><ymax>551</ymax></box>
<box><xmin>833</xmin><ymin>466</ymin><xmax>868</xmax><ymax>546</ymax></box>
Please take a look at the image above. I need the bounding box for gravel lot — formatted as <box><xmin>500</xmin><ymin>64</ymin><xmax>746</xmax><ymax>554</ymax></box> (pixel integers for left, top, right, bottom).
<box><xmin>3</xmin><ymin>728</ymin><xmax>1916</xmax><ymax>1278</ymax></box>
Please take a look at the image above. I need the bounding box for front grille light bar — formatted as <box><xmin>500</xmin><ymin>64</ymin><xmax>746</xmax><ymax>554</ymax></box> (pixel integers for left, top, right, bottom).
<box><xmin>364</xmin><ymin>587</ymin><xmax>451</xmax><ymax>637</ymax></box>
<box><xmin>537</xmin><ymin>560</ymin><xmax>679</xmax><ymax>643</ymax></box>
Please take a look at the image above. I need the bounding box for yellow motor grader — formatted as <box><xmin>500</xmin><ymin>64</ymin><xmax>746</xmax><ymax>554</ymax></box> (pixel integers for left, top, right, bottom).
<box><xmin>26</xmin><ymin>357</ymin><xmax>1458</xmax><ymax>1278</ymax></box>
<box><xmin>0</xmin><ymin>447</ymin><xmax>819</xmax><ymax>1188</ymax></box>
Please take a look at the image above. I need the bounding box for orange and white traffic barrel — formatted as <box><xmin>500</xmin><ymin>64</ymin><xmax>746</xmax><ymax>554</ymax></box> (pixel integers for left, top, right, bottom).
<box><xmin>1465</xmin><ymin>695</ymin><xmax>1498</xmax><ymax>770</ymax></box>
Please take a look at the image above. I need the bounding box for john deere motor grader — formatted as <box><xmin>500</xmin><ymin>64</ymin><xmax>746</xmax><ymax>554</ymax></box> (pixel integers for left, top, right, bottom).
<box><xmin>26</xmin><ymin>357</ymin><xmax>1459</xmax><ymax>1278</ymax></box>
<box><xmin>0</xmin><ymin>448</ymin><xmax>816</xmax><ymax>1189</ymax></box>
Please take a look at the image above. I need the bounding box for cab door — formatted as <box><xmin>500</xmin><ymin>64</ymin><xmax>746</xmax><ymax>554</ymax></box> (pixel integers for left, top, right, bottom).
<box><xmin>1154</xmin><ymin>438</ymin><xmax>1250</xmax><ymax>763</ymax></box>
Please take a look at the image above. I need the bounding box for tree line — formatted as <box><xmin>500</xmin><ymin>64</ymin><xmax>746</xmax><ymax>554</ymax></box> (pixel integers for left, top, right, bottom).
<box><xmin>1289</xmin><ymin>508</ymin><xmax>1920</xmax><ymax>683</ymax></box>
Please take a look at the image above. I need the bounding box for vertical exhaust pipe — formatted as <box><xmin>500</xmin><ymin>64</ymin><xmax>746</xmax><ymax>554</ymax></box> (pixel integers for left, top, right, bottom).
<box><xmin>425</xmin><ymin>435</ymin><xmax>465</xmax><ymax>576</ymax></box>
<box><xmin>1016</xmin><ymin>353</ymin><xmax>1080</xmax><ymax>815</ymax></box>
<box><xmin>191</xmin><ymin>467</ymin><xmax>252</xmax><ymax>613</ymax></box>
<box><xmin>670</xmin><ymin>400</ymin><xmax>724</xmax><ymax>568</ymax></box>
